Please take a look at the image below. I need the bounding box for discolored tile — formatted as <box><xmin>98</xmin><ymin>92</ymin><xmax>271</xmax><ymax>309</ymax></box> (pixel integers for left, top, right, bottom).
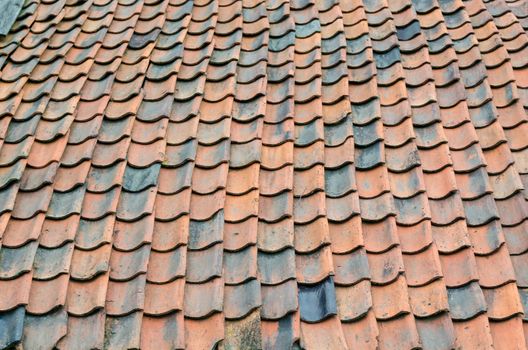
<box><xmin>0</xmin><ymin>1</ymin><xmax>525</xmax><ymax>347</ymax></box>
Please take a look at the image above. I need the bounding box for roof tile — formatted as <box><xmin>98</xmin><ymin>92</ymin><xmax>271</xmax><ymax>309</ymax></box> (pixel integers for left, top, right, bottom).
<box><xmin>1</xmin><ymin>0</ymin><xmax>528</xmax><ymax>347</ymax></box>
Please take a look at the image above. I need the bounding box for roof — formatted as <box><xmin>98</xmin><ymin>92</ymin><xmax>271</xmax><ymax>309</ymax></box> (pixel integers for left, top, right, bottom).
<box><xmin>1</xmin><ymin>0</ymin><xmax>528</xmax><ymax>348</ymax></box>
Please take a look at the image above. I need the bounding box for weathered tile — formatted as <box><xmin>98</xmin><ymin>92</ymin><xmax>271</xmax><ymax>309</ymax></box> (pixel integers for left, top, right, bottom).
<box><xmin>0</xmin><ymin>1</ymin><xmax>525</xmax><ymax>347</ymax></box>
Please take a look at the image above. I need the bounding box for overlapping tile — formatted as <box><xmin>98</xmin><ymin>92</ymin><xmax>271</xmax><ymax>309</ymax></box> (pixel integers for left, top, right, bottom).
<box><xmin>0</xmin><ymin>0</ymin><xmax>528</xmax><ymax>348</ymax></box>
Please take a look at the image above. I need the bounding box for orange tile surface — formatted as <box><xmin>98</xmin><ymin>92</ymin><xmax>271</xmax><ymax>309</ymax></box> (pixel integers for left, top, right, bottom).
<box><xmin>1</xmin><ymin>0</ymin><xmax>528</xmax><ymax>348</ymax></box>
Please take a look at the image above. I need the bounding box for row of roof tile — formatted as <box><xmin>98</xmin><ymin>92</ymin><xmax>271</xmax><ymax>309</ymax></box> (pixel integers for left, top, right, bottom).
<box><xmin>0</xmin><ymin>0</ymin><xmax>528</xmax><ymax>348</ymax></box>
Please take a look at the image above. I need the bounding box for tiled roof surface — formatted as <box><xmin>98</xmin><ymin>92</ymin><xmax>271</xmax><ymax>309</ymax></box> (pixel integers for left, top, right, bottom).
<box><xmin>1</xmin><ymin>0</ymin><xmax>528</xmax><ymax>348</ymax></box>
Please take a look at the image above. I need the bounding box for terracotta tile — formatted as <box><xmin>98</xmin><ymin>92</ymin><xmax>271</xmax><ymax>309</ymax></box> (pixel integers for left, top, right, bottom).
<box><xmin>261</xmin><ymin>312</ymin><xmax>300</xmax><ymax>348</ymax></box>
<box><xmin>151</xmin><ymin>215</ymin><xmax>189</xmax><ymax>251</ymax></box>
<box><xmin>384</xmin><ymin>118</ymin><xmax>416</xmax><ymax>149</ymax></box>
<box><xmin>362</xmin><ymin>217</ymin><xmax>398</xmax><ymax>253</ymax></box>
<box><xmin>103</xmin><ymin>312</ymin><xmax>142</xmax><ymax>349</ymax></box>
<box><xmin>56</xmin><ymin>311</ymin><xmax>105</xmax><ymax>349</ymax></box>
<box><xmin>222</xmin><ymin>213</ymin><xmax>256</xmax><ymax>249</ymax></box>
<box><xmin>12</xmin><ymin>186</ymin><xmax>53</xmax><ymax>220</ymax></box>
<box><xmin>2</xmin><ymin>214</ymin><xmax>44</xmax><ymax>248</ymax></box>
<box><xmin>328</xmin><ymin>215</ymin><xmax>363</xmax><ymax>254</ymax></box>
<box><xmin>258</xmin><ymin>191</ymin><xmax>293</xmax><ymax>223</ymax></box>
<box><xmin>368</xmin><ymin>246</ymin><xmax>405</xmax><ymax>286</ymax></box>
<box><xmin>300</xmin><ymin>316</ymin><xmax>348</xmax><ymax>349</ymax></box>
<box><xmin>183</xmin><ymin>278</ymin><xmax>223</xmax><ymax>318</ymax></box>
<box><xmin>116</xmin><ymin>187</ymin><xmax>157</xmax><ymax>221</ymax></box>
<box><xmin>141</xmin><ymin>312</ymin><xmax>185</xmax><ymax>349</ymax></box>
<box><xmin>70</xmin><ymin>244</ymin><xmax>111</xmax><ymax>281</ymax></box>
<box><xmin>224</xmin><ymin>310</ymin><xmax>263</xmax><ymax>348</ymax></box>
<box><xmin>81</xmin><ymin>187</ymin><xmax>120</xmax><ymax>220</ymax></box>
<box><xmin>261</xmin><ymin>280</ymin><xmax>298</xmax><ymax>320</ymax></box>
<box><xmin>60</xmin><ymin>139</ymin><xmax>98</xmax><ymax>168</ymax></box>
<box><xmin>73</xmin><ymin>217</ymin><xmax>113</xmax><ymax>252</ymax></box>
<box><xmin>429</xmin><ymin>193</ymin><xmax>465</xmax><ymax>226</ymax></box>
<box><xmin>224</xmin><ymin>279</ymin><xmax>261</xmax><ymax>319</ymax></box>
<box><xmin>155</xmin><ymin>189</ymin><xmax>191</xmax><ymax>222</ymax></box>
<box><xmin>414</xmin><ymin>313</ymin><xmax>457</xmax><ymax>350</ymax></box>
<box><xmin>431</xmin><ymin>218</ymin><xmax>471</xmax><ymax>254</ymax></box>
<box><xmin>294</xmin><ymin>100</ymin><xmax>322</xmax><ymax>126</ymax></box>
<box><xmin>257</xmin><ymin>218</ymin><xmax>294</xmax><ymax>253</ymax></box>
<box><xmin>66</xmin><ymin>273</ymin><xmax>109</xmax><ymax>316</ymax></box>
<box><xmin>18</xmin><ymin>162</ymin><xmax>56</xmax><ymax>192</ymax></box>
<box><xmin>335</xmin><ymin>280</ymin><xmax>372</xmax><ymax>321</ymax></box>
<box><xmin>189</xmin><ymin>190</ymin><xmax>225</xmax><ymax>221</ymax></box>
<box><xmin>452</xmin><ymin>314</ymin><xmax>494</xmax><ymax>348</ymax></box>
<box><xmin>91</xmin><ymin>138</ymin><xmax>129</xmax><ymax>167</ymax></box>
<box><xmin>130</xmin><ymin>119</ymin><xmax>167</xmax><ymax>145</ymax></box>
<box><xmin>0</xmin><ymin>1</ymin><xmax>526</xmax><ymax>347</ymax></box>
<box><xmin>184</xmin><ymin>312</ymin><xmax>224</xmax><ymax>350</ymax></box>
<box><xmin>0</xmin><ymin>185</ymin><xmax>17</xmax><ymax>218</ymax></box>
<box><xmin>484</xmin><ymin>142</ymin><xmax>515</xmax><ymax>175</ymax></box>
<box><xmin>439</xmin><ymin>247</ymin><xmax>479</xmax><ymax>288</ymax></box>
<box><xmin>333</xmin><ymin>246</ymin><xmax>370</xmax><ymax>285</ymax></box>
<box><xmin>186</xmin><ymin>243</ymin><xmax>223</xmax><ymax>283</ymax></box>
<box><xmin>27</xmin><ymin>274</ymin><xmax>69</xmax><ymax>315</ymax></box>
<box><xmin>47</xmin><ymin>186</ymin><xmax>86</xmax><ymax>219</ymax></box>
<box><xmin>382</xmin><ymin>102</ymin><xmax>413</xmax><ymax>130</ymax></box>
<box><xmin>193</xmin><ymin>167</ymin><xmax>228</xmax><ymax>200</ymax></box>
<box><xmin>257</xmin><ymin>244</ymin><xmax>295</xmax><ymax>284</ymax></box>
<box><xmin>385</xmin><ymin>142</ymin><xmax>421</xmax><ymax>174</ymax></box>
<box><xmin>0</xmin><ymin>273</ymin><xmax>32</xmax><ymax>311</ymax></box>
<box><xmin>160</xmin><ymin>140</ymin><xmax>196</xmax><ymax>167</ymax></box>
<box><xmin>54</xmin><ymin>162</ymin><xmax>91</xmax><ymax>193</ymax></box>
<box><xmin>147</xmin><ymin>237</ymin><xmax>185</xmax><ymax>277</ymax></box>
<box><xmin>475</xmin><ymin>244</ymin><xmax>516</xmax><ymax>287</ymax></box>
<box><xmin>359</xmin><ymin>192</ymin><xmax>395</xmax><ymax>223</ymax></box>
<box><xmin>157</xmin><ymin>163</ymin><xmax>193</xmax><ymax>195</ymax></box>
<box><xmin>326</xmin><ymin>191</ymin><xmax>361</xmax><ymax>222</ymax></box>
<box><xmin>356</xmin><ymin>165</ymin><xmax>390</xmax><ymax>199</ymax></box>
<box><xmin>403</xmin><ymin>244</ymin><xmax>443</xmax><ymax>286</ymax></box>
<box><xmin>116</xmin><ymin>215</ymin><xmax>153</xmax><ymax>250</ymax></box>
<box><xmin>188</xmin><ymin>211</ymin><xmax>224</xmax><ymax>250</ymax></box>
<box><xmin>127</xmin><ymin>139</ymin><xmax>166</xmax><ymax>168</ymax></box>
<box><xmin>296</xmin><ymin>246</ymin><xmax>334</xmax><ymax>284</ymax></box>
<box><xmin>29</xmin><ymin>243</ymin><xmax>70</xmax><ymax>285</ymax></box>
<box><xmin>110</xmin><ymin>245</ymin><xmax>150</xmax><ymax>281</ymax></box>
<box><xmin>294</xmin><ymin>217</ymin><xmax>330</xmax><ymax>253</ymax></box>
<box><xmin>193</xmin><ymin>140</ymin><xmax>229</xmax><ymax>168</ymax></box>
<box><xmin>230</xmin><ymin>139</ymin><xmax>261</xmax><ymax>169</ymax></box>
<box><xmin>496</xmin><ymin>192</ymin><xmax>528</xmax><ymax>226</ymax></box>
<box><xmin>448</xmin><ymin>281</ymin><xmax>489</xmax><ymax>321</ymax></box>
<box><xmin>258</xmin><ymin>165</ymin><xmax>291</xmax><ymax>196</ymax></box>
<box><xmin>224</xmin><ymin>190</ymin><xmax>258</xmax><ymax>222</ymax></box>
<box><xmin>27</xmin><ymin>138</ymin><xmax>69</xmax><ymax>169</ymax></box>
<box><xmin>22</xmin><ymin>308</ymin><xmax>68</xmax><ymax>349</ymax></box>
<box><xmin>293</xmin><ymin>191</ymin><xmax>326</xmax><ymax>224</ymax></box>
<box><xmin>399</xmin><ymin>221</ymin><xmax>434</xmax><ymax>254</ymax></box>
<box><xmin>341</xmin><ymin>310</ymin><xmax>379</xmax><ymax>349</ymax></box>
<box><xmin>105</xmin><ymin>275</ymin><xmax>147</xmax><ymax>316</ymax></box>
<box><xmin>144</xmin><ymin>279</ymin><xmax>185</xmax><ymax>315</ymax></box>
<box><xmin>293</xmin><ymin>165</ymin><xmax>324</xmax><ymax>197</ymax></box>
<box><xmin>371</xmin><ymin>276</ymin><xmax>412</xmax><ymax>320</ymax></box>
<box><xmin>377</xmin><ymin>314</ymin><xmax>421</xmax><ymax>350</ymax></box>
<box><xmin>488</xmin><ymin>316</ymin><xmax>526</xmax><ymax>350</ymax></box>
<box><xmin>482</xmin><ymin>282</ymin><xmax>523</xmax><ymax>320</ymax></box>
<box><xmin>0</xmin><ymin>242</ymin><xmax>35</xmax><ymax>280</ymax></box>
<box><xmin>408</xmin><ymin>278</ymin><xmax>449</xmax><ymax>317</ymax></box>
